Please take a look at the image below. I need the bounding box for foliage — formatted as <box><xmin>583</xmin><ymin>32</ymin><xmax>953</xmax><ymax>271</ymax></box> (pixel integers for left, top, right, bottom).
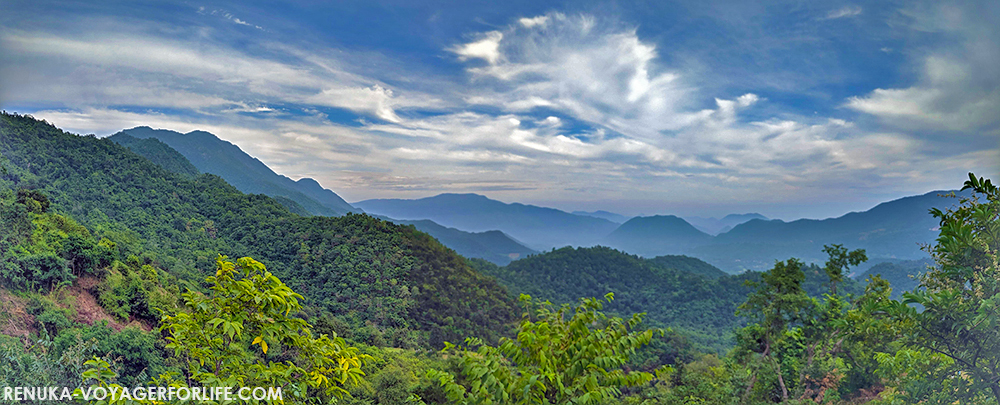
<box><xmin>885</xmin><ymin>173</ymin><xmax>1000</xmax><ymax>403</ymax></box>
<box><xmin>160</xmin><ymin>255</ymin><xmax>370</xmax><ymax>402</ymax></box>
<box><xmin>429</xmin><ymin>293</ymin><xmax>662</xmax><ymax>405</ymax></box>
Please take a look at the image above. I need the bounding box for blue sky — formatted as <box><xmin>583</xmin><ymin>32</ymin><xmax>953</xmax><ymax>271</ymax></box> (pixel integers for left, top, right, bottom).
<box><xmin>1</xmin><ymin>0</ymin><xmax>997</xmax><ymax>219</ymax></box>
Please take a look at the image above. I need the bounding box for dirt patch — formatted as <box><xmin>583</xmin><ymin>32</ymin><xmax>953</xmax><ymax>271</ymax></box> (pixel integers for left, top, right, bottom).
<box><xmin>64</xmin><ymin>284</ymin><xmax>134</xmax><ymax>331</ymax></box>
<box><xmin>76</xmin><ymin>275</ymin><xmax>101</xmax><ymax>290</ymax></box>
<box><xmin>0</xmin><ymin>289</ymin><xmax>36</xmax><ymax>338</ymax></box>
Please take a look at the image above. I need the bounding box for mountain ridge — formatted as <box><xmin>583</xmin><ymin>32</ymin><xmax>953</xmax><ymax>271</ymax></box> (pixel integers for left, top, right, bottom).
<box><xmin>110</xmin><ymin>127</ymin><xmax>357</xmax><ymax>217</ymax></box>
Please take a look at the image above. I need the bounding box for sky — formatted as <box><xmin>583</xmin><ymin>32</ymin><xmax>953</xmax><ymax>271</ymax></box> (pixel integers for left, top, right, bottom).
<box><xmin>1</xmin><ymin>0</ymin><xmax>997</xmax><ymax>220</ymax></box>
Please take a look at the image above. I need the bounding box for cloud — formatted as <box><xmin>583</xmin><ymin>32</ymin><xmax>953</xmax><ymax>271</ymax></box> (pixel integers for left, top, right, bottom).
<box><xmin>452</xmin><ymin>13</ymin><xmax>700</xmax><ymax>141</ymax></box>
<box><xmin>0</xmin><ymin>28</ymin><xmax>430</xmax><ymax>122</ymax></box>
<box><xmin>450</xmin><ymin>31</ymin><xmax>504</xmax><ymax>64</ymax></box>
<box><xmin>518</xmin><ymin>16</ymin><xmax>549</xmax><ymax>28</ymax></box>
<box><xmin>825</xmin><ymin>6</ymin><xmax>862</xmax><ymax>19</ymax></box>
<box><xmin>845</xmin><ymin>1</ymin><xmax>1000</xmax><ymax>134</ymax></box>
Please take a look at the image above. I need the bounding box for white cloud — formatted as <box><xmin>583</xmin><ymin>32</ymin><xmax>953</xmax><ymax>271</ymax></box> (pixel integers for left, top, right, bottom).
<box><xmin>845</xmin><ymin>2</ymin><xmax>1000</xmax><ymax>133</ymax></box>
<box><xmin>518</xmin><ymin>16</ymin><xmax>549</xmax><ymax>28</ymax></box>
<box><xmin>825</xmin><ymin>6</ymin><xmax>863</xmax><ymax>19</ymax></box>
<box><xmin>450</xmin><ymin>31</ymin><xmax>503</xmax><ymax>64</ymax></box>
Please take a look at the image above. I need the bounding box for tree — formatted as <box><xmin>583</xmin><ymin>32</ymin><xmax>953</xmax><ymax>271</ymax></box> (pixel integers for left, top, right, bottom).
<box><xmin>889</xmin><ymin>173</ymin><xmax>1000</xmax><ymax>403</ymax></box>
<box><xmin>736</xmin><ymin>258</ymin><xmax>812</xmax><ymax>401</ymax></box>
<box><xmin>429</xmin><ymin>293</ymin><xmax>662</xmax><ymax>405</ymax></box>
<box><xmin>821</xmin><ymin>244</ymin><xmax>867</xmax><ymax>295</ymax></box>
<box><xmin>160</xmin><ymin>255</ymin><xmax>369</xmax><ymax>403</ymax></box>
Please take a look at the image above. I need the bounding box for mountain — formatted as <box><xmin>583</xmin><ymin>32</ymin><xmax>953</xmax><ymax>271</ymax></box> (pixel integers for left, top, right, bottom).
<box><xmin>354</xmin><ymin>194</ymin><xmax>620</xmax><ymax>249</ymax></box>
<box><xmin>109</xmin><ymin>127</ymin><xmax>357</xmax><ymax>216</ymax></box>
<box><xmin>572</xmin><ymin>210</ymin><xmax>629</xmax><ymax>223</ymax></box>
<box><xmin>685</xmin><ymin>213</ymin><xmax>768</xmax><ymax>235</ymax></box>
<box><xmin>1</xmin><ymin>113</ymin><xmax>517</xmax><ymax>348</ymax></box>
<box><xmin>470</xmin><ymin>246</ymin><xmax>863</xmax><ymax>352</ymax></box>
<box><xmin>692</xmin><ymin>190</ymin><xmax>965</xmax><ymax>273</ymax></box>
<box><xmin>602</xmin><ymin>215</ymin><xmax>714</xmax><ymax>257</ymax></box>
<box><xmin>648</xmin><ymin>255</ymin><xmax>729</xmax><ymax>279</ymax></box>
<box><xmin>382</xmin><ymin>218</ymin><xmax>537</xmax><ymax>265</ymax></box>
<box><xmin>108</xmin><ymin>135</ymin><xmax>200</xmax><ymax>177</ymax></box>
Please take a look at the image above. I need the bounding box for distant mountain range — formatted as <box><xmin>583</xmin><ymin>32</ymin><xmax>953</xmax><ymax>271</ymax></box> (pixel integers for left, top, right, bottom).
<box><xmin>685</xmin><ymin>213</ymin><xmax>768</xmax><ymax>235</ymax></box>
<box><xmin>111</xmin><ymin>126</ymin><xmax>965</xmax><ymax>277</ymax></box>
<box><xmin>110</xmin><ymin>127</ymin><xmax>357</xmax><ymax>216</ymax></box>
<box><xmin>356</xmin><ymin>189</ymin><xmax>964</xmax><ymax>274</ymax></box>
<box><xmin>571</xmin><ymin>210</ymin><xmax>629</xmax><ymax>223</ymax></box>
<box><xmin>355</xmin><ymin>194</ymin><xmax>620</xmax><ymax>249</ymax></box>
<box><xmin>375</xmin><ymin>218</ymin><xmax>537</xmax><ymax>265</ymax></box>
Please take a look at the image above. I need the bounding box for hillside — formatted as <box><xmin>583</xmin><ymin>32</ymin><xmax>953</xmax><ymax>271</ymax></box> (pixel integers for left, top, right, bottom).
<box><xmin>109</xmin><ymin>127</ymin><xmax>357</xmax><ymax>217</ymax></box>
<box><xmin>602</xmin><ymin>215</ymin><xmax>714</xmax><ymax>257</ymax></box>
<box><xmin>1</xmin><ymin>113</ymin><xmax>517</xmax><ymax>348</ymax></box>
<box><xmin>470</xmin><ymin>246</ymin><xmax>864</xmax><ymax>351</ymax></box>
<box><xmin>354</xmin><ymin>193</ymin><xmax>619</xmax><ymax>249</ymax></box>
<box><xmin>648</xmin><ymin>254</ymin><xmax>729</xmax><ymax>279</ymax></box>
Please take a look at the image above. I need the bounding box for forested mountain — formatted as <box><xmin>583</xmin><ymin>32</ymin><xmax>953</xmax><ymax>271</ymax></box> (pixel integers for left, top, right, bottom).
<box><xmin>109</xmin><ymin>127</ymin><xmax>357</xmax><ymax>217</ymax></box>
<box><xmin>354</xmin><ymin>193</ymin><xmax>619</xmax><ymax>249</ymax></box>
<box><xmin>1</xmin><ymin>113</ymin><xmax>516</xmax><ymax>349</ymax></box>
<box><xmin>469</xmin><ymin>246</ymin><xmax>863</xmax><ymax>352</ymax></box>
<box><xmin>602</xmin><ymin>215</ymin><xmax>714</xmax><ymax>256</ymax></box>
<box><xmin>107</xmin><ymin>134</ymin><xmax>201</xmax><ymax>178</ymax></box>
<box><xmin>648</xmin><ymin>254</ymin><xmax>729</xmax><ymax>279</ymax></box>
<box><xmin>685</xmin><ymin>213</ymin><xmax>768</xmax><ymax>235</ymax></box>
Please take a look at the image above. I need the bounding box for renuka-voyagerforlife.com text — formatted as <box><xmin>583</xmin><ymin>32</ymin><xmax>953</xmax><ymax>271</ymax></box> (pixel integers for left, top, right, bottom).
<box><xmin>2</xmin><ymin>385</ymin><xmax>284</xmax><ymax>402</ymax></box>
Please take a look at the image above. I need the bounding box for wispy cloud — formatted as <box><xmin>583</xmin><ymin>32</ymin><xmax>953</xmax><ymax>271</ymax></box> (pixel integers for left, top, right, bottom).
<box><xmin>824</xmin><ymin>6</ymin><xmax>863</xmax><ymax>20</ymax></box>
<box><xmin>846</xmin><ymin>2</ymin><xmax>1000</xmax><ymax>135</ymax></box>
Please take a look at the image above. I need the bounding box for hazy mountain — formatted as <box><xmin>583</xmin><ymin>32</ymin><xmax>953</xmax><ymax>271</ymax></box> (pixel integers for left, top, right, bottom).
<box><xmin>602</xmin><ymin>215</ymin><xmax>714</xmax><ymax>257</ymax></box>
<box><xmin>354</xmin><ymin>193</ymin><xmax>619</xmax><ymax>249</ymax></box>
<box><xmin>688</xmin><ymin>190</ymin><xmax>966</xmax><ymax>273</ymax></box>
<box><xmin>572</xmin><ymin>210</ymin><xmax>629</xmax><ymax>223</ymax></box>
<box><xmin>685</xmin><ymin>213</ymin><xmax>768</xmax><ymax>235</ymax></box>
<box><xmin>110</xmin><ymin>127</ymin><xmax>357</xmax><ymax>216</ymax></box>
<box><xmin>379</xmin><ymin>218</ymin><xmax>537</xmax><ymax>265</ymax></box>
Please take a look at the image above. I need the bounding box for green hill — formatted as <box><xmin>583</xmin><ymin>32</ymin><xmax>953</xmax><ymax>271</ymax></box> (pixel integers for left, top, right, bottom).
<box><xmin>470</xmin><ymin>246</ymin><xmax>865</xmax><ymax>352</ymax></box>
<box><xmin>648</xmin><ymin>254</ymin><xmax>729</xmax><ymax>279</ymax></box>
<box><xmin>1</xmin><ymin>112</ymin><xmax>516</xmax><ymax>348</ymax></box>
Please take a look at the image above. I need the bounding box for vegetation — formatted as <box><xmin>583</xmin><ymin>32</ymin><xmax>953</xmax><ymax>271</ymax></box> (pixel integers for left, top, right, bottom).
<box><xmin>429</xmin><ymin>294</ymin><xmax>662</xmax><ymax>405</ymax></box>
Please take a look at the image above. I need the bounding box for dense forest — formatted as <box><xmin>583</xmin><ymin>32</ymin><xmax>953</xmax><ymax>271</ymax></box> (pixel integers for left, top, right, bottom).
<box><xmin>2</xmin><ymin>112</ymin><xmax>999</xmax><ymax>404</ymax></box>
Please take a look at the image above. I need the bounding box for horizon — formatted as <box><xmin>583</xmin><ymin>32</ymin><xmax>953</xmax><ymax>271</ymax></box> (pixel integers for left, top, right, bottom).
<box><xmin>2</xmin><ymin>0</ymin><xmax>997</xmax><ymax>220</ymax></box>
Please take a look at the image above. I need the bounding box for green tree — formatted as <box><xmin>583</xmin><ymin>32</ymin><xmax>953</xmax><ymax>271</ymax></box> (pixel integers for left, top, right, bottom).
<box><xmin>888</xmin><ymin>173</ymin><xmax>1000</xmax><ymax>403</ymax></box>
<box><xmin>736</xmin><ymin>258</ymin><xmax>812</xmax><ymax>402</ymax></box>
<box><xmin>429</xmin><ymin>293</ymin><xmax>662</xmax><ymax>405</ymax></box>
<box><xmin>821</xmin><ymin>244</ymin><xmax>867</xmax><ymax>295</ymax></box>
<box><xmin>160</xmin><ymin>255</ymin><xmax>370</xmax><ymax>403</ymax></box>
